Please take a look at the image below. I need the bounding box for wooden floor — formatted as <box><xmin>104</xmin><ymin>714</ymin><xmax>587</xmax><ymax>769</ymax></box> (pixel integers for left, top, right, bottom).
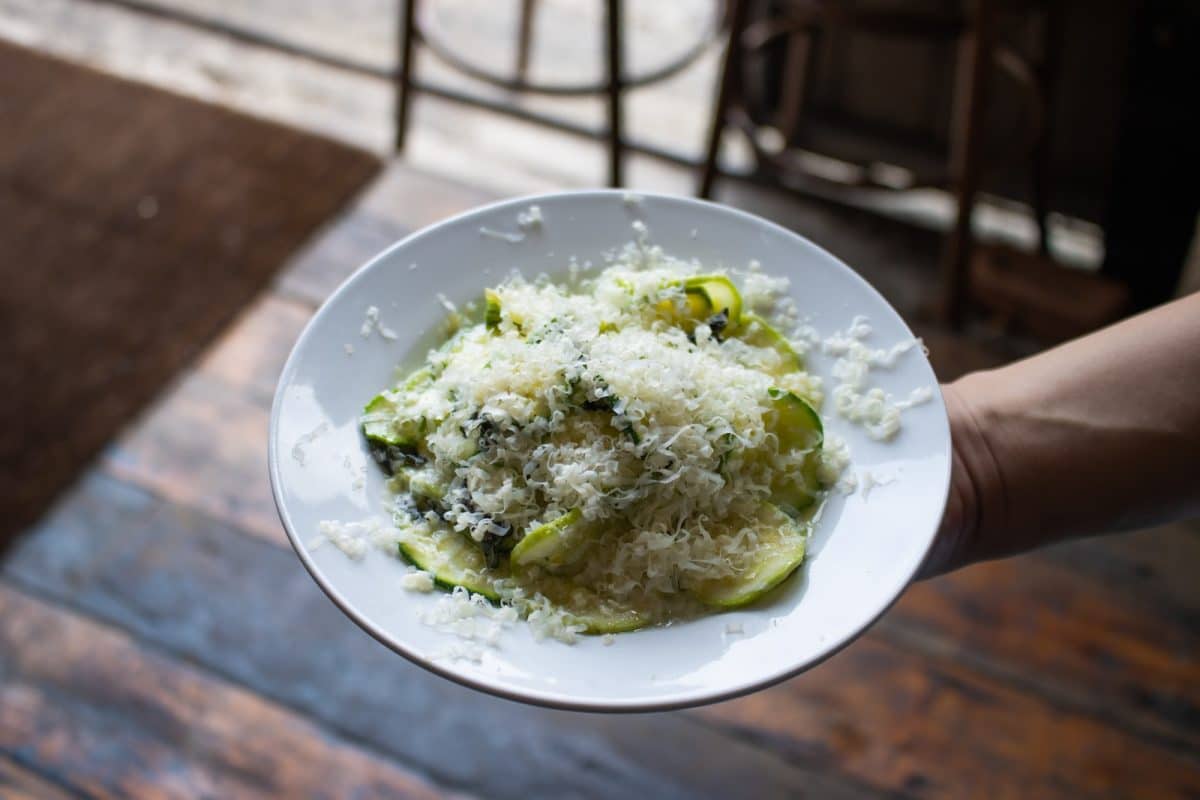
<box><xmin>1</xmin><ymin>158</ymin><xmax>1197</xmax><ymax>799</ymax></box>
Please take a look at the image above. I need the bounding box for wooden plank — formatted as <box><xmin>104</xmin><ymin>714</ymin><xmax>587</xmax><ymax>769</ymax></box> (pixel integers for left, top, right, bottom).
<box><xmin>354</xmin><ymin>162</ymin><xmax>500</xmax><ymax>227</ymax></box>
<box><xmin>276</xmin><ymin>163</ymin><xmax>501</xmax><ymax>308</ymax></box>
<box><xmin>0</xmin><ymin>757</ymin><xmax>78</xmax><ymax>800</ymax></box>
<box><xmin>883</xmin><ymin>534</ymin><xmax>1200</xmax><ymax>751</ymax></box>
<box><xmin>0</xmin><ymin>584</ymin><xmax>450</xmax><ymax>800</ymax></box>
<box><xmin>699</xmin><ymin>635</ymin><xmax>1200</xmax><ymax>800</ymax></box>
<box><xmin>104</xmin><ymin>292</ymin><xmax>310</xmax><ymax>541</ymax></box>
<box><xmin>195</xmin><ymin>293</ymin><xmax>313</xmax><ymax>404</ymax></box>
<box><xmin>102</xmin><ymin>370</ymin><xmax>281</xmax><ymax>545</ymax></box>
<box><xmin>275</xmin><ymin>208</ymin><xmax>411</xmax><ymax>308</ymax></box>
<box><xmin>3</xmin><ymin>472</ymin><xmax>878</xmax><ymax>800</ymax></box>
<box><xmin>1035</xmin><ymin>521</ymin><xmax>1200</xmax><ymax>618</ymax></box>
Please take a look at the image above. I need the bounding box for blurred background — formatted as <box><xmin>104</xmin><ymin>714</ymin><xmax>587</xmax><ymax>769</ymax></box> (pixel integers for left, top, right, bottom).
<box><xmin>0</xmin><ymin>1</ymin><xmax>1196</xmax><ymax>798</ymax></box>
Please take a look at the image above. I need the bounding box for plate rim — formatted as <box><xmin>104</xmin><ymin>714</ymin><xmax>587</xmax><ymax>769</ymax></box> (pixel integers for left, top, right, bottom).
<box><xmin>268</xmin><ymin>188</ymin><xmax>952</xmax><ymax>712</ymax></box>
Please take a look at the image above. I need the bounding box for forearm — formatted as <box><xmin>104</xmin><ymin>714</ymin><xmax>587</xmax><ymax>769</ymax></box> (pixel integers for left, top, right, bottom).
<box><xmin>925</xmin><ymin>293</ymin><xmax>1200</xmax><ymax>575</ymax></box>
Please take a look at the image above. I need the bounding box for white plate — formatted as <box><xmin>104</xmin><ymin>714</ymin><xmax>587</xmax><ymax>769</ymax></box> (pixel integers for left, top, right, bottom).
<box><xmin>269</xmin><ymin>190</ymin><xmax>950</xmax><ymax>712</ymax></box>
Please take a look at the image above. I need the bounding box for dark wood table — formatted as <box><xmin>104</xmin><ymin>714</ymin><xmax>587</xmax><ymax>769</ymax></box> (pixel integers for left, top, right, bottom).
<box><xmin>2</xmin><ymin>163</ymin><xmax>1196</xmax><ymax>799</ymax></box>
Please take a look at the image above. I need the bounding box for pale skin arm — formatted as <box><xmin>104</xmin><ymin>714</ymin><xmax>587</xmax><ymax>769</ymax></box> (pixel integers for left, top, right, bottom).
<box><xmin>921</xmin><ymin>292</ymin><xmax>1200</xmax><ymax>577</ymax></box>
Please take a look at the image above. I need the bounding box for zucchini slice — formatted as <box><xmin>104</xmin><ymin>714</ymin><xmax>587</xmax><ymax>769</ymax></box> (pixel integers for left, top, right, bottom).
<box><xmin>398</xmin><ymin>524</ymin><xmax>647</xmax><ymax>632</ymax></box>
<box><xmin>740</xmin><ymin>312</ymin><xmax>803</xmax><ymax>373</ymax></box>
<box><xmin>401</xmin><ymin>470</ymin><xmax>446</xmax><ymax>506</ymax></box>
<box><xmin>683</xmin><ymin>275</ymin><xmax>743</xmax><ymax>326</ymax></box>
<box><xmin>655</xmin><ymin>291</ymin><xmax>708</xmax><ymax>322</ymax></box>
<box><xmin>657</xmin><ymin>275</ymin><xmax>744</xmax><ymax>332</ymax></box>
<box><xmin>362</xmin><ymin>394</ymin><xmax>420</xmax><ymax>448</ymax></box>
<box><xmin>397</xmin><ymin>525</ymin><xmax>508</xmax><ymax>602</ymax></box>
<box><xmin>361</xmin><ymin>367</ymin><xmax>434</xmax><ymax>448</ymax></box>
<box><xmin>766</xmin><ymin>388</ymin><xmax>824</xmax><ymax>514</ymax></box>
<box><xmin>484</xmin><ymin>289</ymin><xmax>502</xmax><ymax>330</ymax></box>
<box><xmin>511</xmin><ymin>509</ymin><xmax>593</xmax><ymax>569</ymax></box>
<box><xmin>688</xmin><ymin>504</ymin><xmax>808</xmax><ymax>608</ymax></box>
<box><xmin>566</xmin><ymin>604</ymin><xmax>649</xmax><ymax>635</ymax></box>
<box><xmin>527</xmin><ymin>574</ymin><xmax>651</xmax><ymax>634</ymax></box>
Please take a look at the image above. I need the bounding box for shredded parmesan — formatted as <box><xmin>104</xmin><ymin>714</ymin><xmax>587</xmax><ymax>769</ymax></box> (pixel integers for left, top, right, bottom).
<box><xmin>400</xmin><ymin>570</ymin><xmax>436</xmax><ymax>592</ymax></box>
<box><xmin>859</xmin><ymin>470</ymin><xmax>896</xmax><ymax>501</ymax></box>
<box><xmin>630</xmin><ymin>219</ymin><xmax>649</xmax><ymax>247</ymax></box>
<box><xmin>517</xmin><ymin>205</ymin><xmax>543</xmax><ymax>230</ymax></box>
<box><xmin>318</xmin><ymin>519</ymin><xmax>370</xmax><ymax>559</ymax></box>
<box><xmin>420</xmin><ymin>586</ymin><xmax>518</xmax><ymax>645</ymax></box>
<box><xmin>317</xmin><ymin>518</ymin><xmax>398</xmax><ymax>559</ymax></box>
<box><xmin>361</xmin><ymin>306</ymin><xmax>398</xmax><ymax>340</ymax></box>
<box><xmin>822</xmin><ymin>316</ymin><xmax>928</xmax><ymax>440</ymax></box>
<box><xmin>366</xmin><ymin>251</ymin><xmax>839</xmax><ymax>627</ymax></box>
<box><xmin>347</xmin><ymin>236</ymin><xmax>926</xmax><ymax>641</ymax></box>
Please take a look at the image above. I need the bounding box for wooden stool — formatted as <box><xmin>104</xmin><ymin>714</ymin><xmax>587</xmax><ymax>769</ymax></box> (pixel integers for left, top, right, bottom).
<box><xmin>395</xmin><ymin>0</ymin><xmax>726</xmax><ymax>187</ymax></box>
<box><xmin>970</xmin><ymin>243</ymin><xmax>1129</xmax><ymax>341</ymax></box>
<box><xmin>699</xmin><ymin>0</ymin><xmax>1066</xmax><ymax>328</ymax></box>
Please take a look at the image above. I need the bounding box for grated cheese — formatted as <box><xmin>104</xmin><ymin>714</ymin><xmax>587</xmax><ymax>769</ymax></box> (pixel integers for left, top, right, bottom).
<box><xmin>400</xmin><ymin>570</ymin><xmax>436</xmax><ymax>592</ymax></box>
<box><xmin>349</xmin><ymin>235</ymin><xmax>928</xmax><ymax>642</ymax></box>
<box><xmin>317</xmin><ymin>517</ymin><xmax>398</xmax><ymax>559</ymax></box>
<box><xmin>361</xmin><ymin>306</ymin><xmax>398</xmax><ymax>340</ymax></box>
<box><xmin>420</xmin><ymin>586</ymin><xmax>518</xmax><ymax>645</ymax></box>
<box><xmin>370</xmin><ymin>250</ymin><xmax>837</xmax><ymax>628</ymax></box>
<box><xmin>822</xmin><ymin>316</ymin><xmax>928</xmax><ymax>441</ymax></box>
<box><xmin>859</xmin><ymin>470</ymin><xmax>896</xmax><ymax>501</ymax></box>
<box><xmin>517</xmin><ymin>205</ymin><xmax>543</xmax><ymax>230</ymax></box>
<box><xmin>318</xmin><ymin>519</ymin><xmax>370</xmax><ymax>559</ymax></box>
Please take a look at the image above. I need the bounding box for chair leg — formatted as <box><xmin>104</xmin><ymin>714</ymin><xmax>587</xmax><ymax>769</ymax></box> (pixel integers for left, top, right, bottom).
<box><xmin>1031</xmin><ymin>0</ymin><xmax>1064</xmax><ymax>256</ymax></box>
<box><xmin>699</xmin><ymin>0</ymin><xmax>750</xmax><ymax>198</ymax></box>
<box><xmin>516</xmin><ymin>0</ymin><xmax>537</xmax><ymax>86</ymax></box>
<box><xmin>1030</xmin><ymin>132</ymin><xmax>1052</xmax><ymax>256</ymax></box>
<box><xmin>605</xmin><ymin>0</ymin><xmax>623</xmax><ymax>187</ymax></box>
<box><xmin>776</xmin><ymin>30</ymin><xmax>813</xmax><ymax>142</ymax></box>
<box><xmin>394</xmin><ymin>0</ymin><xmax>419</xmax><ymax>152</ymax></box>
<box><xmin>937</xmin><ymin>0</ymin><xmax>996</xmax><ymax>328</ymax></box>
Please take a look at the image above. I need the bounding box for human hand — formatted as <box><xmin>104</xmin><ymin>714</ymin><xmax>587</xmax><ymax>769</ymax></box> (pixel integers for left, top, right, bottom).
<box><xmin>918</xmin><ymin>383</ymin><xmax>975</xmax><ymax>578</ymax></box>
<box><xmin>918</xmin><ymin>293</ymin><xmax>1200</xmax><ymax>579</ymax></box>
<box><xmin>918</xmin><ymin>380</ymin><xmax>1005</xmax><ymax>579</ymax></box>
